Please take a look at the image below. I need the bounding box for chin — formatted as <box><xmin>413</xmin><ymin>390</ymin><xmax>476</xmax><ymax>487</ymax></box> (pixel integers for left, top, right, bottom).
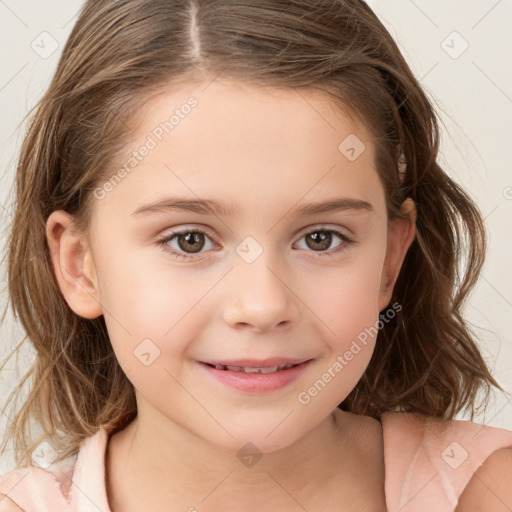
<box><xmin>214</xmin><ymin>422</ymin><xmax>305</xmax><ymax>456</ymax></box>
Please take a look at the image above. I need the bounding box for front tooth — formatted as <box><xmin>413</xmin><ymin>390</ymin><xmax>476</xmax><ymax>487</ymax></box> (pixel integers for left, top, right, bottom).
<box><xmin>243</xmin><ymin>367</ymin><xmax>260</xmax><ymax>373</ymax></box>
<box><xmin>226</xmin><ymin>365</ymin><xmax>243</xmax><ymax>372</ymax></box>
<box><xmin>258</xmin><ymin>366</ymin><xmax>279</xmax><ymax>374</ymax></box>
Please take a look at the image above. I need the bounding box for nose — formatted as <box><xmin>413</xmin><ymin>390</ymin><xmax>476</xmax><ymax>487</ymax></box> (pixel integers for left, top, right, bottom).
<box><xmin>222</xmin><ymin>257</ymin><xmax>299</xmax><ymax>333</ymax></box>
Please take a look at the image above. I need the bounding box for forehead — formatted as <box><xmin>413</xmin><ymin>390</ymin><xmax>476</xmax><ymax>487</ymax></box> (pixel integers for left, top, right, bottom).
<box><xmin>92</xmin><ymin>78</ymin><xmax>385</xmax><ymax>223</ymax></box>
<box><xmin>121</xmin><ymin>77</ymin><xmax>375</xmax><ymax>163</ymax></box>
<box><xmin>134</xmin><ymin>78</ymin><xmax>371</xmax><ymax>150</ymax></box>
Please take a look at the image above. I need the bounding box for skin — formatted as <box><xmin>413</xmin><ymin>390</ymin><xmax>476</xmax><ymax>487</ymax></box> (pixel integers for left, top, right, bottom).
<box><xmin>46</xmin><ymin>78</ymin><xmax>417</xmax><ymax>511</ymax></box>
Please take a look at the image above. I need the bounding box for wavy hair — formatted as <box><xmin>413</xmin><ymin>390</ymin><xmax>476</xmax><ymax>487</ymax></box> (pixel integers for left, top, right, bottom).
<box><xmin>1</xmin><ymin>0</ymin><xmax>503</xmax><ymax>467</ymax></box>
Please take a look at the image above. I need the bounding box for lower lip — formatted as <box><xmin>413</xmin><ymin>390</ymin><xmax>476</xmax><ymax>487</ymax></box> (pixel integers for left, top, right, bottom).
<box><xmin>198</xmin><ymin>360</ymin><xmax>312</xmax><ymax>393</ymax></box>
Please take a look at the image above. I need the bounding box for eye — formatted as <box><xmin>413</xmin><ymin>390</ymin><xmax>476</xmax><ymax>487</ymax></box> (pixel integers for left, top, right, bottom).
<box><xmin>156</xmin><ymin>226</ymin><xmax>355</xmax><ymax>261</ymax></box>
<box><xmin>157</xmin><ymin>228</ymin><xmax>216</xmax><ymax>260</ymax></box>
<box><xmin>294</xmin><ymin>227</ymin><xmax>354</xmax><ymax>256</ymax></box>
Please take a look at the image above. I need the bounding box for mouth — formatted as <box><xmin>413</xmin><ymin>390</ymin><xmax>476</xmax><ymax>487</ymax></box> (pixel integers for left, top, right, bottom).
<box><xmin>199</xmin><ymin>358</ymin><xmax>313</xmax><ymax>374</ymax></box>
<box><xmin>198</xmin><ymin>359</ymin><xmax>314</xmax><ymax>393</ymax></box>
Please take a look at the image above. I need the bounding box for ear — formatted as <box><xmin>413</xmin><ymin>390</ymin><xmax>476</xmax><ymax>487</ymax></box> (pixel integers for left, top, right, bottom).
<box><xmin>378</xmin><ymin>198</ymin><xmax>416</xmax><ymax>312</ymax></box>
<box><xmin>46</xmin><ymin>210</ymin><xmax>103</xmax><ymax>319</ymax></box>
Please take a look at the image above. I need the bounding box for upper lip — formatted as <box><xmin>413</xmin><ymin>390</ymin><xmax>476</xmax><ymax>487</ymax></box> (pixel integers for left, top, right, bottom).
<box><xmin>200</xmin><ymin>357</ymin><xmax>313</xmax><ymax>368</ymax></box>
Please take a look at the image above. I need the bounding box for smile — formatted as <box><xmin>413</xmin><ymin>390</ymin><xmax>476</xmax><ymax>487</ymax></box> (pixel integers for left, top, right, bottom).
<box><xmin>198</xmin><ymin>360</ymin><xmax>313</xmax><ymax>393</ymax></box>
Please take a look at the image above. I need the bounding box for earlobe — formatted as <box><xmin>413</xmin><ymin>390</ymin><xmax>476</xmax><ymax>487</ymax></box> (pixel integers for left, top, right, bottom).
<box><xmin>46</xmin><ymin>210</ymin><xmax>103</xmax><ymax>319</ymax></box>
<box><xmin>378</xmin><ymin>198</ymin><xmax>417</xmax><ymax>312</ymax></box>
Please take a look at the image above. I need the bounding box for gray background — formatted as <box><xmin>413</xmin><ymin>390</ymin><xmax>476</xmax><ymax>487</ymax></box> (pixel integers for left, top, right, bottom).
<box><xmin>1</xmin><ymin>0</ymin><xmax>511</xmax><ymax>474</ymax></box>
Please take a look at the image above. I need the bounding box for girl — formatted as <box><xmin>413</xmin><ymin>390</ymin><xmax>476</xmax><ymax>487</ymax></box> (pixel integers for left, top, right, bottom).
<box><xmin>0</xmin><ymin>0</ymin><xmax>511</xmax><ymax>511</ymax></box>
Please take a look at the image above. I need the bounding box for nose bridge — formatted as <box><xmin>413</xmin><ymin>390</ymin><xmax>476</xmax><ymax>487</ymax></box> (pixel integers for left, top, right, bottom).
<box><xmin>223</xmin><ymin>239</ymin><xmax>298</xmax><ymax>331</ymax></box>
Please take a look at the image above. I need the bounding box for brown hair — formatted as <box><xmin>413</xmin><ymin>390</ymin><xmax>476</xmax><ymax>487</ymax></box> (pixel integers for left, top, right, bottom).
<box><xmin>1</xmin><ymin>0</ymin><xmax>503</xmax><ymax>468</ymax></box>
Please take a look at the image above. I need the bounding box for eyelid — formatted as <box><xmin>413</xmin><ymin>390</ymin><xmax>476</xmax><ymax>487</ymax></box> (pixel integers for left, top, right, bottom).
<box><xmin>159</xmin><ymin>223</ymin><xmax>351</xmax><ymax>242</ymax></box>
<box><xmin>157</xmin><ymin>223</ymin><xmax>355</xmax><ymax>260</ymax></box>
<box><xmin>297</xmin><ymin>223</ymin><xmax>351</xmax><ymax>237</ymax></box>
<box><xmin>159</xmin><ymin>224</ymin><xmax>216</xmax><ymax>239</ymax></box>
<box><xmin>293</xmin><ymin>225</ymin><xmax>354</xmax><ymax>254</ymax></box>
<box><xmin>156</xmin><ymin>225</ymin><xmax>218</xmax><ymax>260</ymax></box>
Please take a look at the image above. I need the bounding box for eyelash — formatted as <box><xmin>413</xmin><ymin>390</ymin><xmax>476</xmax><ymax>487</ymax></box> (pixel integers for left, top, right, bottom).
<box><xmin>156</xmin><ymin>226</ymin><xmax>355</xmax><ymax>261</ymax></box>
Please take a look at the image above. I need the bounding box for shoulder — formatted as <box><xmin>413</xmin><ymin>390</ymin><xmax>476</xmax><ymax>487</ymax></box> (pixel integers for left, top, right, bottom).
<box><xmin>0</xmin><ymin>429</ymin><xmax>110</xmax><ymax>511</ymax></box>
<box><xmin>0</xmin><ymin>441</ymin><xmax>81</xmax><ymax>511</ymax></box>
<box><xmin>380</xmin><ymin>412</ymin><xmax>512</xmax><ymax>510</ymax></box>
<box><xmin>0</xmin><ymin>464</ymin><xmax>72</xmax><ymax>511</ymax></box>
<box><xmin>0</xmin><ymin>468</ymin><xmax>42</xmax><ymax>511</ymax></box>
<box><xmin>455</xmin><ymin>446</ymin><xmax>512</xmax><ymax>511</ymax></box>
<box><xmin>0</xmin><ymin>495</ymin><xmax>24</xmax><ymax>511</ymax></box>
<box><xmin>380</xmin><ymin>411</ymin><xmax>512</xmax><ymax>465</ymax></box>
<box><xmin>0</xmin><ymin>496</ymin><xmax>24</xmax><ymax>511</ymax></box>
<box><xmin>381</xmin><ymin>411</ymin><xmax>512</xmax><ymax>447</ymax></box>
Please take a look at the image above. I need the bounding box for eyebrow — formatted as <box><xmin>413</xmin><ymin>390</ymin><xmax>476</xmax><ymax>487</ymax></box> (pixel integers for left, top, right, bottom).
<box><xmin>131</xmin><ymin>196</ymin><xmax>374</xmax><ymax>218</ymax></box>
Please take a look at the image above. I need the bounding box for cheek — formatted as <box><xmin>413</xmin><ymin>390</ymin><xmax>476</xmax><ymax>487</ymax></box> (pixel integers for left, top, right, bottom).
<box><xmin>316</xmin><ymin>246</ymin><xmax>385</xmax><ymax>335</ymax></box>
<box><xmin>95</xmin><ymin>224</ymin><xmax>386</xmax><ymax>398</ymax></box>
<box><xmin>93</xmin><ymin>249</ymin><xmax>192</xmax><ymax>368</ymax></box>
<box><xmin>306</xmin><ymin>243</ymin><xmax>386</xmax><ymax>383</ymax></box>
<box><xmin>96</xmin><ymin>241</ymin><xmax>196</xmax><ymax>328</ymax></box>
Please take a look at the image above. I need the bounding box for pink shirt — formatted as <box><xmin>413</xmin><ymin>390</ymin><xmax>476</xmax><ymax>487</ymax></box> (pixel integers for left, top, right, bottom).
<box><xmin>1</xmin><ymin>412</ymin><xmax>511</xmax><ymax>511</ymax></box>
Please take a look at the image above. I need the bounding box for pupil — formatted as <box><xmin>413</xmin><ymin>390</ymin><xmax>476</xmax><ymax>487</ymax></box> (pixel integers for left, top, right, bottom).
<box><xmin>179</xmin><ymin>232</ymin><xmax>204</xmax><ymax>253</ymax></box>
<box><xmin>307</xmin><ymin>231</ymin><xmax>331</xmax><ymax>251</ymax></box>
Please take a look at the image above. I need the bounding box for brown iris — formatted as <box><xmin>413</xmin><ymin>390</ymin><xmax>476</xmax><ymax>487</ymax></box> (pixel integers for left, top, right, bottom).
<box><xmin>176</xmin><ymin>232</ymin><xmax>206</xmax><ymax>253</ymax></box>
<box><xmin>305</xmin><ymin>231</ymin><xmax>332</xmax><ymax>251</ymax></box>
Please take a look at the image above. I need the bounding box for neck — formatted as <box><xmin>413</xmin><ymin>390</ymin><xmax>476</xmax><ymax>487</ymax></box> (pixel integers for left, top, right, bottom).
<box><xmin>105</xmin><ymin>407</ymin><xmax>382</xmax><ymax>512</ymax></box>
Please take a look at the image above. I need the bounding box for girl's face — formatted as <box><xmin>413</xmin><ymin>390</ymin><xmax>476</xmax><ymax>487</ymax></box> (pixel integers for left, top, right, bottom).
<box><xmin>50</xmin><ymin>78</ymin><xmax>414</xmax><ymax>453</ymax></box>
